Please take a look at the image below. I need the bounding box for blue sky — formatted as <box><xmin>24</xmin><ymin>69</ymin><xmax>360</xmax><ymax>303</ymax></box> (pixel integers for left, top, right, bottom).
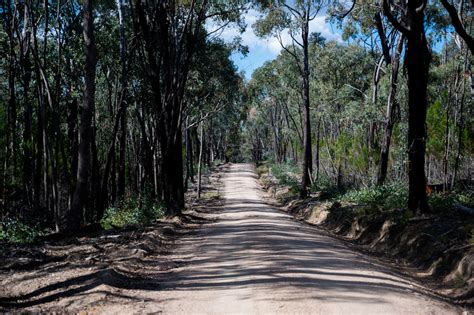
<box><xmin>208</xmin><ymin>8</ymin><xmax>342</xmax><ymax>80</ymax></box>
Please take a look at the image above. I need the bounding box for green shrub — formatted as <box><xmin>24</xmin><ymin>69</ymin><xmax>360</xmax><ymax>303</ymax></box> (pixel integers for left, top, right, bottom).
<box><xmin>341</xmin><ymin>182</ymin><xmax>407</xmax><ymax>210</ymax></box>
<box><xmin>311</xmin><ymin>177</ymin><xmax>343</xmax><ymax>200</ymax></box>
<box><xmin>456</xmin><ymin>190</ymin><xmax>474</xmax><ymax>208</ymax></box>
<box><xmin>101</xmin><ymin>194</ymin><xmax>165</xmax><ymax>230</ymax></box>
<box><xmin>428</xmin><ymin>193</ymin><xmax>457</xmax><ymax>213</ymax></box>
<box><xmin>270</xmin><ymin>163</ymin><xmax>301</xmax><ymax>194</ymax></box>
<box><xmin>0</xmin><ymin>218</ymin><xmax>44</xmax><ymax>244</ymax></box>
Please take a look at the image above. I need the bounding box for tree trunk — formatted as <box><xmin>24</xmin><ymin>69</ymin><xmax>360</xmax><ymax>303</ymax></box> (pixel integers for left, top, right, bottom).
<box><xmin>20</xmin><ymin>1</ymin><xmax>33</xmax><ymax>207</ymax></box>
<box><xmin>300</xmin><ymin>14</ymin><xmax>313</xmax><ymax>198</ymax></box>
<box><xmin>452</xmin><ymin>69</ymin><xmax>466</xmax><ymax>188</ymax></box>
<box><xmin>197</xmin><ymin>118</ymin><xmax>204</xmax><ymax>199</ymax></box>
<box><xmin>117</xmin><ymin>0</ymin><xmax>127</xmax><ymax>200</ymax></box>
<box><xmin>66</xmin><ymin>0</ymin><xmax>97</xmax><ymax>231</ymax></box>
<box><xmin>185</xmin><ymin>118</ymin><xmax>194</xmax><ymax>190</ymax></box>
<box><xmin>405</xmin><ymin>3</ymin><xmax>430</xmax><ymax>214</ymax></box>
<box><xmin>315</xmin><ymin>119</ymin><xmax>321</xmax><ymax>182</ymax></box>
<box><xmin>377</xmin><ymin>34</ymin><xmax>404</xmax><ymax>185</ymax></box>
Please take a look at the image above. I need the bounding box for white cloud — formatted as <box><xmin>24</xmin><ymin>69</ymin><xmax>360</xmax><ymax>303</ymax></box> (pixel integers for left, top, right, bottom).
<box><xmin>206</xmin><ymin>8</ymin><xmax>342</xmax><ymax>78</ymax></box>
<box><xmin>208</xmin><ymin>9</ymin><xmax>340</xmax><ymax>53</ymax></box>
<box><xmin>206</xmin><ymin>9</ymin><xmax>265</xmax><ymax>49</ymax></box>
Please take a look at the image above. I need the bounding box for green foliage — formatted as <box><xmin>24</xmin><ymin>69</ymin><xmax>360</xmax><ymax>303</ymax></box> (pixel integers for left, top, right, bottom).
<box><xmin>455</xmin><ymin>190</ymin><xmax>474</xmax><ymax>208</ymax></box>
<box><xmin>427</xmin><ymin>190</ymin><xmax>474</xmax><ymax>213</ymax></box>
<box><xmin>426</xmin><ymin>100</ymin><xmax>448</xmax><ymax>158</ymax></box>
<box><xmin>427</xmin><ymin>193</ymin><xmax>456</xmax><ymax>213</ymax></box>
<box><xmin>341</xmin><ymin>183</ymin><xmax>408</xmax><ymax>211</ymax></box>
<box><xmin>101</xmin><ymin>194</ymin><xmax>165</xmax><ymax>230</ymax></box>
<box><xmin>270</xmin><ymin>162</ymin><xmax>301</xmax><ymax>194</ymax></box>
<box><xmin>338</xmin><ymin>185</ymin><xmax>472</xmax><ymax>215</ymax></box>
<box><xmin>0</xmin><ymin>218</ymin><xmax>44</xmax><ymax>244</ymax></box>
<box><xmin>312</xmin><ymin>177</ymin><xmax>343</xmax><ymax>201</ymax></box>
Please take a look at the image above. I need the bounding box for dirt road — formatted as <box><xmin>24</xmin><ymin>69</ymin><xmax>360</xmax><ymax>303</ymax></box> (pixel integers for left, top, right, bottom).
<box><xmin>2</xmin><ymin>163</ymin><xmax>462</xmax><ymax>314</ymax></box>
<box><xmin>137</xmin><ymin>163</ymin><xmax>459</xmax><ymax>314</ymax></box>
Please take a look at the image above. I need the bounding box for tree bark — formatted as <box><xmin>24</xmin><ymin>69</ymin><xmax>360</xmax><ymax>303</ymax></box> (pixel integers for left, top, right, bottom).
<box><xmin>66</xmin><ymin>0</ymin><xmax>97</xmax><ymax>231</ymax></box>
<box><xmin>117</xmin><ymin>0</ymin><xmax>127</xmax><ymax>200</ymax></box>
<box><xmin>20</xmin><ymin>1</ymin><xmax>33</xmax><ymax>207</ymax></box>
<box><xmin>405</xmin><ymin>2</ymin><xmax>430</xmax><ymax>213</ymax></box>
<box><xmin>383</xmin><ymin>0</ymin><xmax>430</xmax><ymax>213</ymax></box>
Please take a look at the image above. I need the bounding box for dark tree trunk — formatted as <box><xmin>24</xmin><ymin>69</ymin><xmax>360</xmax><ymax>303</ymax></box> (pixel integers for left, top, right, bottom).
<box><xmin>67</xmin><ymin>98</ymin><xmax>79</xmax><ymax>208</ymax></box>
<box><xmin>66</xmin><ymin>0</ymin><xmax>97</xmax><ymax>231</ymax></box>
<box><xmin>405</xmin><ymin>3</ymin><xmax>430</xmax><ymax>213</ymax></box>
<box><xmin>384</xmin><ymin>0</ymin><xmax>430</xmax><ymax>214</ymax></box>
<box><xmin>20</xmin><ymin>2</ymin><xmax>33</xmax><ymax>207</ymax></box>
<box><xmin>118</xmin><ymin>112</ymin><xmax>127</xmax><ymax>198</ymax></box>
<box><xmin>184</xmin><ymin>119</ymin><xmax>194</xmax><ymax>191</ymax></box>
<box><xmin>161</xmin><ymin>128</ymin><xmax>185</xmax><ymax>214</ymax></box>
<box><xmin>117</xmin><ymin>0</ymin><xmax>127</xmax><ymax>199</ymax></box>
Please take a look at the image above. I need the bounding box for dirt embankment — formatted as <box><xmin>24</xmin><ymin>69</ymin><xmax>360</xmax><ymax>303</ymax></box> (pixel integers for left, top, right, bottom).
<box><xmin>259</xmin><ymin>172</ymin><xmax>474</xmax><ymax>307</ymax></box>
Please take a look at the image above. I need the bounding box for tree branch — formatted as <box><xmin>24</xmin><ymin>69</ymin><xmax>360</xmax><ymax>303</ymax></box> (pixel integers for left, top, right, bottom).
<box><xmin>340</xmin><ymin>0</ymin><xmax>356</xmax><ymax>19</ymax></box>
<box><xmin>440</xmin><ymin>0</ymin><xmax>474</xmax><ymax>54</ymax></box>
<box><xmin>382</xmin><ymin>0</ymin><xmax>411</xmax><ymax>37</ymax></box>
<box><xmin>374</xmin><ymin>12</ymin><xmax>392</xmax><ymax>65</ymax></box>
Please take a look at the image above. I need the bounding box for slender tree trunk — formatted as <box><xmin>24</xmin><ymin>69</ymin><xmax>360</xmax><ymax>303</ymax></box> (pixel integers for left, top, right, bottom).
<box><xmin>378</xmin><ymin>34</ymin><xmax>404</xmax><ymax>185</ymax></box>
<box><xmin>66</xmin><ymin>0</ymin><xmax>97</xmax><ymax>231</ymax></box>
<box><xmin>315</xmin><ymin>119</ymin><xmax>321</xmax><ymax>182</ymax></box>
<box><xmin>452</xmin><ymin>72</ymin><xmax>466</xmax><ymax>187</ymax></box>
<box><xmin>117</xmin><ymin>0</ymin><xmax>127</xmax><ymax>199</ymax></box>
<box><xmin>443</xmin><ymin>77</ymin><xmax>454</xmax><ymax>191</ymax></box>
<box><xmin>20</xmin><ymin>1</ymin><xmax>33</xmax><ymax>207</ymax></box>
<box><xmin>300</xmin><ymin>13</ymin><xmax>313</xmax><ymax>198</ymax></box>
<box><xmin>185</xmin><ymin>118</ymin><xmax>194</xmax><ymax>190</ymax></box>
<box><xmin>96</xmin><ymin>107</ymin><xmax>123</xmax><ymax>219</ymax></box>
<box><xmin>197</xmin><ymin>117</ymin><xmax>204</xmax><ymax>199</ymax></box>
<box><xmin>67</xmin><ymin>97</ymin><xmax>79</xmax><ymax>208</ymax></box>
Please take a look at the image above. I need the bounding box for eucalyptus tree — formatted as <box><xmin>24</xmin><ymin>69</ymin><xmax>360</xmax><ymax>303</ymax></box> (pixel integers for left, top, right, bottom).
<box><xmin>133</xmin><ymin>0</ymin><xmax>247</xmax><ymax>215</ymax></box>
<box><xmin>254</xmin><ymin>0</ymin><xmax>328</xmax><ymax>198</ymax></box>
<box><xmin>381</xmin><ymin>0</ymin><xmax>431</xmax><ymax>213</ymax></box>
<box><xmin>65</xmin><ymin>0</ymin><xmax>97</xmax><ymax>231</ymax></box>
